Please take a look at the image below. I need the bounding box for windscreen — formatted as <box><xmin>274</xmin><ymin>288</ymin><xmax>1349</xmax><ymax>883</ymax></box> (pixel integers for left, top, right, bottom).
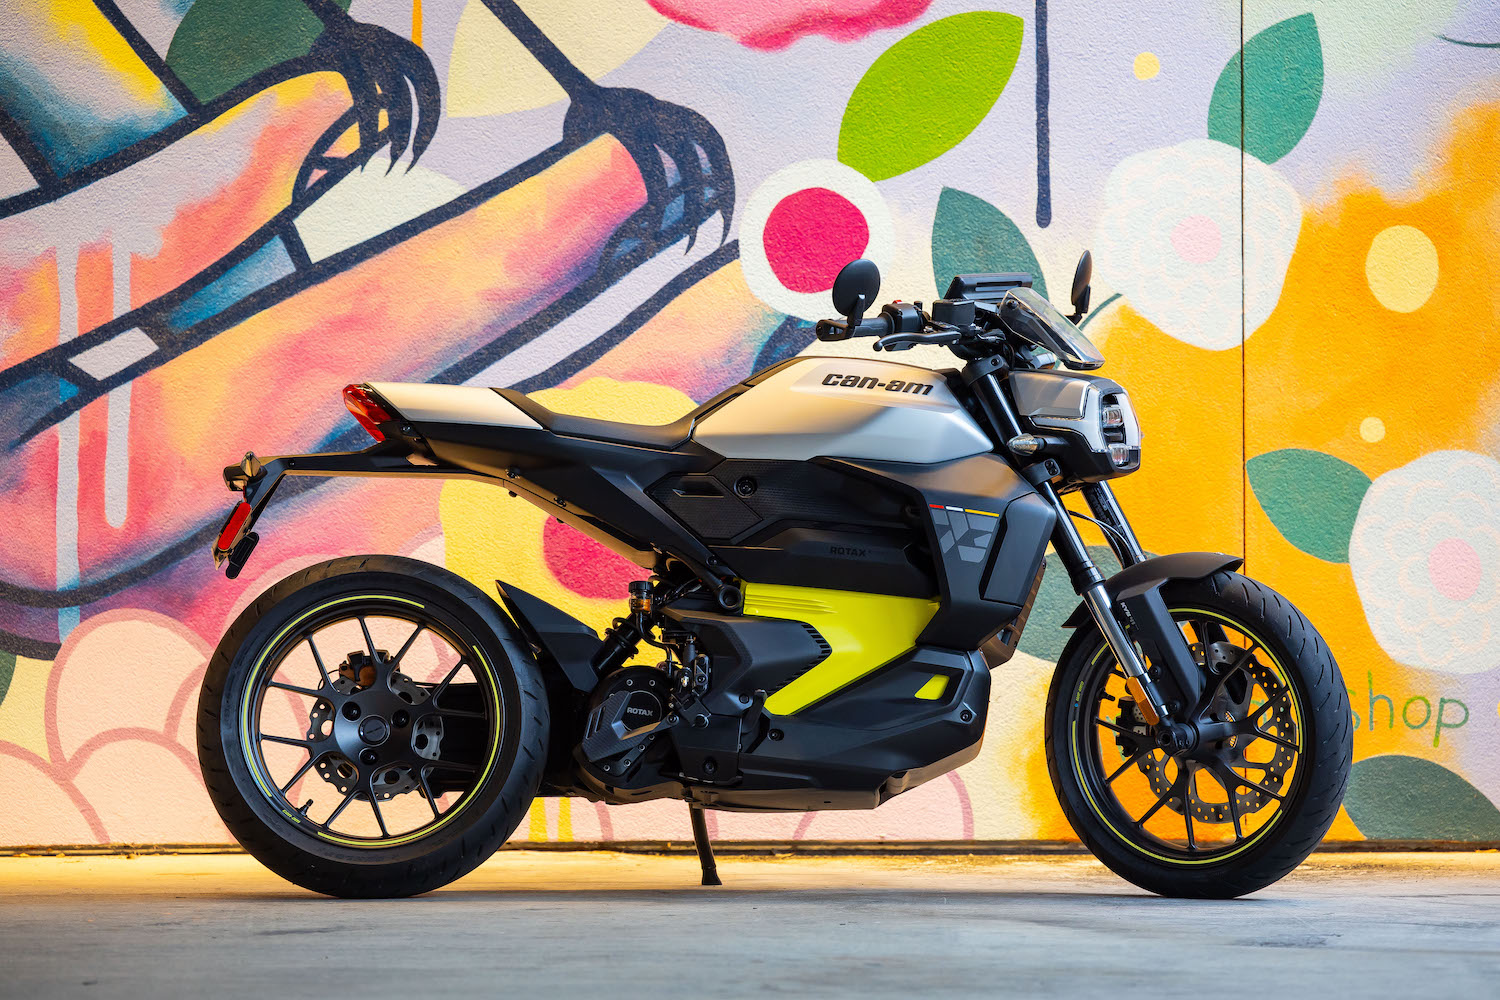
<box><xmin>998</xmin><ymin>287</ymin><xmax>1106</xmax><ymax>370</ymax></box>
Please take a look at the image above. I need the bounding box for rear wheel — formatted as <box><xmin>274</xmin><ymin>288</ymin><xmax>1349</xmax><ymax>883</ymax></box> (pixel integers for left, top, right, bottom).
<box><xmin>1045</xmin><ymin>570</ymin><xmax>1351</xmax><ymax>898</ymax></box>
<box><xmin>198</xmin><ymin>555</ymin><xmax>548</xmax><ymax>898</ymax></box>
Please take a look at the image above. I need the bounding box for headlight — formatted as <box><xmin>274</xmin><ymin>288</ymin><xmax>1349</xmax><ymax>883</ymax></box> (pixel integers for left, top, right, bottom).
<box><xmin>1009</xmin><ymin>372</ymin><xmax>1142</xmax><ymax>477</ymax></box>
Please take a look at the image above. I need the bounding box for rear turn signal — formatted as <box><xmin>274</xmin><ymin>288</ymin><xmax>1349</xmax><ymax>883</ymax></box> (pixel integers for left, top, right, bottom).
<box><xmin>343</xmin><ymin>384</ymin><xmax>393</xmax><ymax>442</ymax></box>
<box><xmin>216</xmin><ymin>500</ymin><xmax>252</xmax><ymax>554</ymax></box>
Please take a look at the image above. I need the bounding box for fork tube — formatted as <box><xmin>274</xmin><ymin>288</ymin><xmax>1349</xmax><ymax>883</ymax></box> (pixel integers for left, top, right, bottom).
<box><xmin>967</xmin><ymin>367</ymin><xmax>1026</xmax><ymax>443</ymax></box>
<box><xmin>1081</xmin><ymin>482</ymin><xmax>1146</xmax><ymax>567</ymax></box>
<box><xmin>1038</xmin><ymin>477</ymin><xmax>1169</xmax><ymax>722</ymax></box>
<box><xmin>968</xmin><ymin>367</ymin><xmax>1168</xmax><ymax>720</ymax></box>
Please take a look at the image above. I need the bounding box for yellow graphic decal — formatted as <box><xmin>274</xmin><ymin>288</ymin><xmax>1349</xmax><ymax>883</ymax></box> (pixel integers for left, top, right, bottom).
<box><xmin>744</xmin><ymin>583</ymin><xmax>939</xmax><ymax>715</ymax></box>
<box><xmin>915</xmin><ymin>674</ymin><xmax>949</xmax><ymax>700</ymax></box>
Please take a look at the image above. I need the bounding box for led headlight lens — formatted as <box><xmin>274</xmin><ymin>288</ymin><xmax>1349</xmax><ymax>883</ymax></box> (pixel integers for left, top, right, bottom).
<box><xmin>1101</xmin><ymin>404</ymin><xmax>1125</xmax><ymax>429</ymax></box>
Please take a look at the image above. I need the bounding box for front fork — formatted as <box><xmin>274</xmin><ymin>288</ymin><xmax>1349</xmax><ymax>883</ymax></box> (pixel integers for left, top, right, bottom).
<box><xmin>963</xmin><ymin>368</ymin><xmax>1203</xmax><ymax>740</ymax></box>
<box><xmin>1041</xmin><ymin>479</ymin><xmax>1203</xmax><ymax>741</ymax></box>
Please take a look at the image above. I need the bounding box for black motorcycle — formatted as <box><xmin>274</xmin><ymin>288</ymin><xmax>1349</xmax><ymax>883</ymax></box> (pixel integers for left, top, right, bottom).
<box><xmin>200</xmin><ymin>252</ymin><xmax>1352</xmax><ymax>898</ymax></box>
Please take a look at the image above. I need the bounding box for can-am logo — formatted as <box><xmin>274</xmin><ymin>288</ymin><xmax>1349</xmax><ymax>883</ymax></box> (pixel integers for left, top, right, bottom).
<box><xmin>821</xmin><ymin>373</ymin><xmax>934</xmax><ymax>395</ymax></box>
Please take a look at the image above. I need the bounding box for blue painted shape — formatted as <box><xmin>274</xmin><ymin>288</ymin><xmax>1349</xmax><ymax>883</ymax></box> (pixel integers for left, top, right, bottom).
<box><xmin>168</xmin><ymin>238</ymin><xmax>296</xmax><ymax>330</ymax></box>
<box><xmin>0</xmin><ymin>12</ymin><xmax>186</xmax><ymax>176</ymax></box>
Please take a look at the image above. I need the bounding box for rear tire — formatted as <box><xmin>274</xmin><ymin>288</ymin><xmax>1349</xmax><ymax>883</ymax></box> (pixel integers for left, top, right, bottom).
<box><xmin>197</xmin><ymin>555</ymin><xmax>548</xmax><ymax>898</ymax></box>
<box><xmin>1045</xmin><ymin>570</ymin><xmax>1351</xmax><ymax>898</ymax></box>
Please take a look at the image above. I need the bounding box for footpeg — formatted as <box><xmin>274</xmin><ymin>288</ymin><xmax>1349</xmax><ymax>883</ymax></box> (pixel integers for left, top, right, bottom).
<box><xmin>738</xmin><ymin>688</ymin><xmax>767</xmax><ymax>751</ymax></box>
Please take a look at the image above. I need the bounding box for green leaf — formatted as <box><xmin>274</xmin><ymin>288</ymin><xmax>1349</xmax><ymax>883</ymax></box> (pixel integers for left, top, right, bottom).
<box><xmin>0</xmin><ymin>649</ymin><xmax>12</xmax><ymax>709</ymax></box>
<box><xmin>1207</xmin><ymin>13</ymin><xmax>1324</xmax><ymax>163</ymax></box>
<box><xmin>839</xmin><ymin>12</ymin><xmax>1023</xmax><ymax>182</ymax></box>
<box><xmin>1019</xmin><ymin>545</ymin><xmax>1123</xmax><ymax>663</ymax></box>
<box><xmin>1346</xmin><ymin>755</ymin><xmax>1500</xmax><ymax>841</ymax></box>
<box><xmin>167</xmin><ymin>0</ymin><xmax>352</xmax><ymax>103</ymax></box>
<box><xmin>1247</xmin><ymin>449</ymin><xmax>1370</xmax><ymax>563</ymax></box>
<box><xmin>931</xmin><ymin>188</ymin><xmax>1047</xmax><ymax>298</ymax></box>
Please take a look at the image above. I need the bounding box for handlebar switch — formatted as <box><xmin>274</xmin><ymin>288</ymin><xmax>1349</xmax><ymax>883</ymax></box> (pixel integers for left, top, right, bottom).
<box><xmin>881</xmin><ymin>302</ymin><xmax>925</xmax><ymax>334</ymax></box>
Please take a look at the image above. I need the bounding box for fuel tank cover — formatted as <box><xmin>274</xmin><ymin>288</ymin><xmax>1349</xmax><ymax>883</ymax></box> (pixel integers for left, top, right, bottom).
<box><xmin>693</xmin><ymin>357</ymin><xmax>991</xmax><ymax>463</ymax></box>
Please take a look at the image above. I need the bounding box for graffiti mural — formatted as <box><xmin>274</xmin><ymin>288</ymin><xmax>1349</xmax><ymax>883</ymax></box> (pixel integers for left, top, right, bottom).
<box><xmin>1</xmin><ymin>0</ymin><xmax>1497</xmax><ymax>846</ymax></box>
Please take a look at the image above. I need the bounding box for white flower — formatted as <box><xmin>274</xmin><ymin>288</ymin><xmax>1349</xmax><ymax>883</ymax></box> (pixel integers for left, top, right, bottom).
<box><xmin>1094</xmin><ymin>139</ymin><xmax>1301</xmax><ymax>350</ymax></box>
<box><xmin>1350</xmin><ymin>451</ymin><xmax>1500</xmax><ymax>674</ymax></box>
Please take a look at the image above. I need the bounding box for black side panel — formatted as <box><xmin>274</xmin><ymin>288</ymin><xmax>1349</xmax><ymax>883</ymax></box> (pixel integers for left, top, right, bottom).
<box><xmin>419</xmin><ymin>422</ymin><xmax>722</xmax><ymax>576</ymax></box>
<box><xmin>495</xmin><ymin>581</ymin><xmax>601</xmax><ymax>692</ymax></box>
<box><xmin>663</xmin><ymin>605</ymin><xmax>829</xmax><ymax>716</ymax></box>
<box><xmin>720</xmin><ymin>526</ymin><xmax>931</xmax><ymax>598</ymax></box>
<box><xmin>980</xmin><ymin>493</ymin><xmax>1056</xmax><ymax>605</ymax></box>
<box><xmin>686</xmin><ymin>646</ymin><xmax>990</xmax><ymax>812</ymax></box>
<box><xmin>650</xmin><ymin>458</ymin><xmax>936</xmax><ymax>598</ymax></box>
<box><xmin>825</xmin><ymin>454</ymin><xmax>1050</xmax><ymax>650</ymax></box>
<box><xmin>980</xmin><ymin>560</ymin><xmax>1044</xmax><ymax>668</ymax></box>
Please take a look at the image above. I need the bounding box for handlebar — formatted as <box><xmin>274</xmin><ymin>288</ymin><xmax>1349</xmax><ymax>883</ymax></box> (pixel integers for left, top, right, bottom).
<box><xmin>814</xmin><ymin>314</ymin><xmax>892</xmax><ymax>342</ymax></box>
<box><xmin>816</xmin><ymin>300</ymin><xmax>980</xmax><ymax>353</ymax></box>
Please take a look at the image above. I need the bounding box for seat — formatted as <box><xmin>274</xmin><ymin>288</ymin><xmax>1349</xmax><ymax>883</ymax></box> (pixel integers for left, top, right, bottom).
<box><xmin>494</xmin><ymin>389</ymin><xmax>699</xmax><ymax>450</ymax></box>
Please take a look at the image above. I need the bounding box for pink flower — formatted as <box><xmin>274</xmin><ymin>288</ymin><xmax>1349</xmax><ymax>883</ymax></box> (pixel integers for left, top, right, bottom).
<box><xmin>0</xmin><ymin>611</ymin><xmax>226</xmax><ymax>845</ymax></box>
<box><xmin>647</xmin><ymin>0</ymin><xmax>929</xmax><ymax>49</ymax></box>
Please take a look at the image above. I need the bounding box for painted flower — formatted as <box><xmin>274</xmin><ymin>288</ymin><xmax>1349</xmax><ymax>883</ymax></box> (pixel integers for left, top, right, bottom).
<box><xmin>646</xmin><ymin>0</ymin><xmax>929</xmax><ymax>50</ymax></box>
<box><xmin>1094</xmin><ymin>139</ymin><xmax>1301</xmax><ymax>350</ymax></box>
<box><xmin>1350</xmin><ymin>451</ymin><xmax>1500</xmax><ymax>674</ymax></box>
<box><xmin>739</xmin><ymin>159</ymin><xmax>895</xmax><ymax>321</ymax></box>
<box><xmin>0</xmin><ymin>611</ymin><xmax>226</xmax><ymax>845</ymax></box>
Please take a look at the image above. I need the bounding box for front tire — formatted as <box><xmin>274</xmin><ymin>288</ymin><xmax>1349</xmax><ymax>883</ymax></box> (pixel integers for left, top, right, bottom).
<box><xmin>1045</xmin><ymin>570</ymin><xmax>1351</xmax><ymax>898</ymax></box>
<box><xmin>198</xmin><ymin>555</ymin><xmax>548</xmax><ymax>898</ymax></box>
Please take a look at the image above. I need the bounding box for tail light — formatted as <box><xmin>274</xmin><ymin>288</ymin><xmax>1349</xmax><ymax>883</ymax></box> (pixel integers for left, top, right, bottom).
<box><xmin>343</xmin><ymin>384</ymin><xmax>393</xmax><ymax>442</ymax></box>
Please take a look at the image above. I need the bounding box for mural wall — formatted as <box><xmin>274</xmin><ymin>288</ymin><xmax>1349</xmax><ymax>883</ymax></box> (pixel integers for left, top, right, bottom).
<box><xmin>1</xmin><ymin>0</ymin><xmax>1497</xmax><ymax>846</ymax></box>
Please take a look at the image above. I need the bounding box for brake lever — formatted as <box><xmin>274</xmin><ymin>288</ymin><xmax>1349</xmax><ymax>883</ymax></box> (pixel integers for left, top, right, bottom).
<box><xmin>873</xmin><ymin>329</ymin><xmax>961</xmax><ymax>352</ymax></box>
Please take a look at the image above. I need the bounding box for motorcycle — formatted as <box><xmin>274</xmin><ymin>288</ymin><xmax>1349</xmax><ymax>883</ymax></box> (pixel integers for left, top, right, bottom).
<box><xmin>199</xmin><ymin>251</ymin><xmax>1352</xmax><ymax>898</ymax></box>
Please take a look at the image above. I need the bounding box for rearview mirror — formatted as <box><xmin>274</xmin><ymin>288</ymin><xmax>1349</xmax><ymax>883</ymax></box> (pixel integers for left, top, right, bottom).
<box><xmin>1068</xmin><ymin>250</ymin><xmax>1093</xmax><ymax>323</ymax></box>
<box><xmin>831</xmin><ymin>258</ymin><xmax>881</xmax><ymax>325</ymax></box>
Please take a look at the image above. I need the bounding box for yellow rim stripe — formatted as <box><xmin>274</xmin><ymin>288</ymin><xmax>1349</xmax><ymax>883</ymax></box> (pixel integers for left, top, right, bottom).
<box><xmin>1071</xmin><ymin>608</ymin><xmax>1302</xmax><ymax>866</ymax></box>
<box><xmin>239</xmin><ymin>594</ymin><xmax>504</xmax><ymax>849</ymax></box>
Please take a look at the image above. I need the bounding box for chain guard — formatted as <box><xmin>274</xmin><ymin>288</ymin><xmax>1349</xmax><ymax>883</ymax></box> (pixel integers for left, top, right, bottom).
<box><xmin>1116</xmin><ymin>641</ymin><xmax>1296</xmax><ymax>823</ymax></box>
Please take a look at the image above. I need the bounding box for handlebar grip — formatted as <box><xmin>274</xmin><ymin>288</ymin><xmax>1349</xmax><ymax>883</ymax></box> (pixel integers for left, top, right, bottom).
<box><xmin>816</xmin><ymin>314</ymin><xmax>894</xmax><ymax>341</ymax></box>
<box><xmin>853</xmin><ymin>315</ymin><xmax>894</xmax><ymax>338</ymax></box>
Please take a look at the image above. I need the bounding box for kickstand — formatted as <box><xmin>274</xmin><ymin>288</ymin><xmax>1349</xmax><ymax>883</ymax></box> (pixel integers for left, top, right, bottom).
<box><xmin>688</xmin><ymin>802</ymin><xmax>722</xmax><ymax>886</ymax></box>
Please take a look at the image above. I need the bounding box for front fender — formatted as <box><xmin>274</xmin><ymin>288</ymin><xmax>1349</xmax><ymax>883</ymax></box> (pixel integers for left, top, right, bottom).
<box><xmin>1060</xmin><ymin>552</ymin><xmax>1243</xmax><ymax>628</ymax></box>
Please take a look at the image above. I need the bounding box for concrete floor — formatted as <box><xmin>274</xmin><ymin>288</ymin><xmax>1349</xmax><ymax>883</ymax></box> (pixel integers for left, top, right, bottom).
<box><xmin>2</xmin><ymin>851</ymin><xmax>1498</xmax><ymax>998</ymax></box>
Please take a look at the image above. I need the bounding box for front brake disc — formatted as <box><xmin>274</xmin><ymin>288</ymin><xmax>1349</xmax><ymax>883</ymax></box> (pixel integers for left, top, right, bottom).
<box><xmin>1116</xmin><ymin>642</ymin><xmax>1296</xmax><ymax>822</ymax></box>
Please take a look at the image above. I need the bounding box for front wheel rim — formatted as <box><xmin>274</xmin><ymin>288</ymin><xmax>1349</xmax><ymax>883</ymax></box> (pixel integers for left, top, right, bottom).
<box><xmin>1068</xmin><ymin>607</ymin><xmax>1307</xmax><ymax>865</ymax></box>
<box><xmin>237</xmin><ymin>593</ymin><xmax>507</xmax><ymax>849</ymax></box>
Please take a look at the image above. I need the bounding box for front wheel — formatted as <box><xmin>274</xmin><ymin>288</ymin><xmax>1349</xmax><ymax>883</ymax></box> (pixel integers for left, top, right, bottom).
<box><xmin>1045</xmin><ymin>570</ymin><xmax>1351</xmax><ymax>898</ymax></box>
<box><xmin>198</xmin><ymin>555</ymin><xmax>548</xmax><ymax>898</ymax></box>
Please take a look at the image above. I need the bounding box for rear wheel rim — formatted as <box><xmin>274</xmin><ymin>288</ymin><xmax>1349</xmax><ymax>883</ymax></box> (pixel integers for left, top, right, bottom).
<box><xmin>238</xmin><ymin>594</ymin><xmax>506</xmax><ymax>849</ymax></box>
<box><xmin>1068</xmin><ymin>607</ymin><xmax>1306</xmax><ymax>864</ymax></box>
